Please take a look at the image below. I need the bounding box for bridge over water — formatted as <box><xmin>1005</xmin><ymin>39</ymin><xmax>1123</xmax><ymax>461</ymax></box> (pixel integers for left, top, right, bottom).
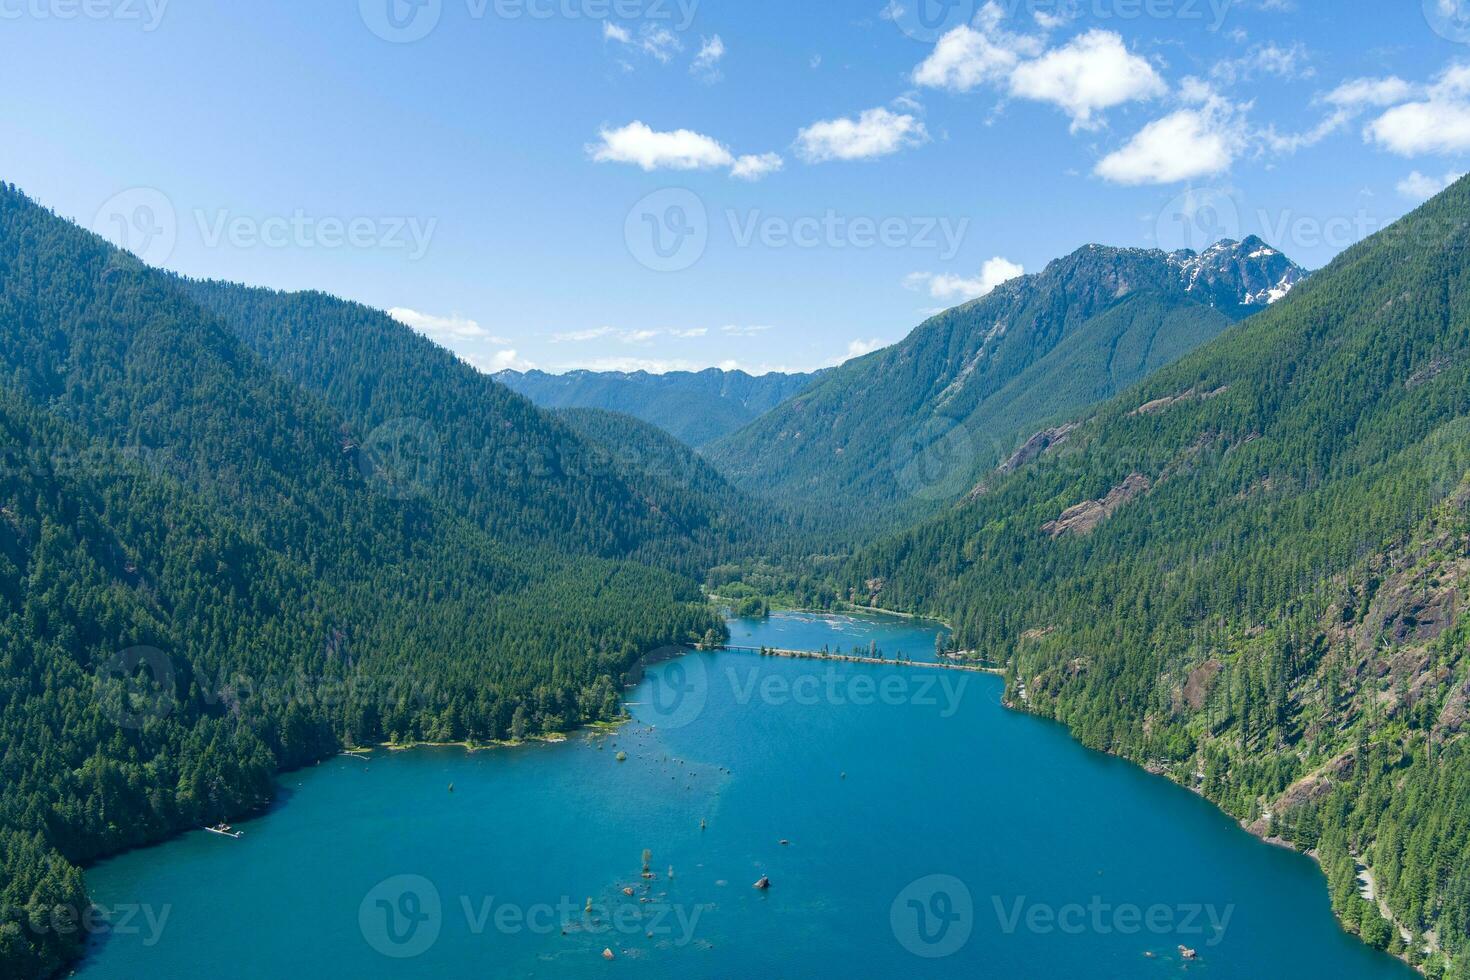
<box><xmin>718</xmin><ymin>645</ymin><xmax>1003</xmax><ymax>674</ymax></box>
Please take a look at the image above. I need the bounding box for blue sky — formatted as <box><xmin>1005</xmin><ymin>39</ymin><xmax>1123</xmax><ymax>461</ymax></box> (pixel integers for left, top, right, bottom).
<box><xmin>0</xmin><ymin>0</ymin><xmax>1463</xmax><ymax>374</ymax></box>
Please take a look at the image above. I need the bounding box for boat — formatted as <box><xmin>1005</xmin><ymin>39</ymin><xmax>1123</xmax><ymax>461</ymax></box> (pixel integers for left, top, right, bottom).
<box><xmin>204</xmin><ymin>823</ymin><xmax>243</xmax><ymax>839</ymax></box>
<box><xmin>753</xmin><ymin>875</ymin><xmax>771</xmax><ymax>890</ymax></box>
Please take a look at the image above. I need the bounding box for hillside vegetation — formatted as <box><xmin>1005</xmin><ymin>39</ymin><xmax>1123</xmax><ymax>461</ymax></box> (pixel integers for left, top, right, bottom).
<box><xmin>0</xmin><ymin>185</ymin><xmax>724</xmax><ymax>976</ymax></box>
<box><xmin>710</xmin><ymin>238</ymin><xmax>1303</xmax><ymax>533</ymax></box>
<box><xmin>847</xmin><ymin>180</ymin><xmax>1470</xmax><ymax>973</ymax></box>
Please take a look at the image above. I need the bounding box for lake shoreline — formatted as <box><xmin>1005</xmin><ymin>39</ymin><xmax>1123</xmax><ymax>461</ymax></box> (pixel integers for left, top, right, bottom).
<box><xmin>999</xmin><ymin>677</ymin><xmax>1433</xmax><ymax>975</ymax></box>
<box><xmin>78</xmin><ymin>608</ymin><xmax>1428</xmax><ymax>980</ymax></box>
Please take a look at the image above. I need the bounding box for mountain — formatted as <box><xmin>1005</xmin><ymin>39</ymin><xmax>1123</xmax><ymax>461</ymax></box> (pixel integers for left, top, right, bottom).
<box><xmin>181</xmin><ymin>280</ymin><xmax>743</xmax><ymax>573</ymax></box>
<box><xmin>709</xmin><ymin>237</ymin><xmax>1306</xmax><ymax>532</ymax></box>
<box><xmin>0</xmin><ymin>184</ymin><xmax>725</xmax><ymax>976</ymax></box>
<box><xmin>846</xmin><ymin>183</ymin><xmax>1470</xmax><ymax>967</ymax></box>
<box><xmin>495</xmin><ymin>367</ymin><xmax>820</xmax><ymax>448</ymax></box>
<box><xmin>554</xmin><ymin>407</ymin><xmax>779</xmax><ymax>552</ymax></box>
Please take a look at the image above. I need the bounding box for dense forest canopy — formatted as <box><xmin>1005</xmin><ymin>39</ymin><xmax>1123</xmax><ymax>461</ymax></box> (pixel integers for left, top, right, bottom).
<box><xmin>0</xmin><ymin>184</ymin><xmax>726</xmax><ymax>976</ymax></box>
<box><xmin>844</xmin><ymin>179</ymin><xmax>1470</xmax><ymax>974</ymax></box>
<box><xmin>3</xmin><ymin>166</ymin><xmax>1470</xmax><ymax>980</ymax></box>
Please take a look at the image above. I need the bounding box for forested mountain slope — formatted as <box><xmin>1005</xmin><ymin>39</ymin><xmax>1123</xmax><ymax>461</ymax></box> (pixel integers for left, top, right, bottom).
<box><xmin>496</xmin><ymin>367</ymin><xmax>819</xmax><ymax>448</ymax></box>
<box><xmin>710</xmin><ymin>238</ymin><xmax>1304</xmax><ymax>533</ymax></box>
<box><xmin>0</xmin><ymin>184</ymin><xmax>723</xmax><ymax>976</ymax></box>
<box><xmin>554</xmin><ymin>407</ymin><xmax>793</xmax><ymax>555</ymax></box>
<box><xmin>848</xmin><ymin>181</ymin><xmax>1470</xmax><ymax>972</ymax></box>
<box><xmin>183</xmin><ymin>280</ymin><xmax>760</xmax><ymax>573</ymax></box>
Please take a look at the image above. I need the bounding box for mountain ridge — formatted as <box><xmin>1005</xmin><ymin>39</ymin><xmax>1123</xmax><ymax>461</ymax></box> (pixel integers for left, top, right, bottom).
<box><xmin>844</xmin><ymin>178</ymin><xmax>1470</xmax><ymax>970</ymax></box>
<box><xmin>708</xmin><ymin>236</ymin><xmax>1308</xmax><ymax>533</ymax></box>
<box><xmin>495</xmin><ymin>366</ymin><xmax>820</xmax><ymax>448</ymax></box>
<box><xmin>0</xmin><ymin>183</ymin><xmax>726</xmax><ymax>976</ymax></box>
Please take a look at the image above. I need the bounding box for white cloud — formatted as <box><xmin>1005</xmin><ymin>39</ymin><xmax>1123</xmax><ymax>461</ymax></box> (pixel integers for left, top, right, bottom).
<box><xmin>1008</xmin><ymin>30</ymin><xmax>1166</xmax><ymax>131</ymax></box>
<box><xmin>603</xmin><ymin>22</ymin><xmax>682</xmax><ymax>63</ymax></box>
<box><xmin>692</xmin><ymin>35</ymin><xmax>725</xmax><ymax>82</ymax></box>
<box><xmin>838</xmin><ymin>338</ymin><xmax>888</xmax><ymax>362</ymax></box>
<box><xmin>913</xmin><ymin>10</ymin><xmax>1157</xmax><ymax>131</ymax></box>
<box><xmin>721</xmin><ymin>324</ymin><xmax>773</xmax><ymax>336</ymax></box>
<box><xmin>731</xmin><ymin>152</ymin><xmax>785</xmax><ymax>180</ymax></box>
<box><xmin>465</xmin><ymin>349</ymin><xmax>535</xmax><ymax>373</ymax></box>
<box><xmin>1033</xmin><ymin>8</ymin><xmax>1070</xmax><ymax>29</ymax></box>
<box><xmin>905</xmin><ymin>256</ymin><xmax>1025</xmax><ymax>302</ymax></box>
<box><xmin>1350</xmin><ymin>64</ymin><xmax>1470</xmax><ymax>157</ymax></box>
<box><xmin>1323</xmin><ymin>76</ymin><xmax>1416</xmax><ymax>109</ymax></box>
<box><xmin>1259</xmin><ymin>112</ymin><xmax>1350</xmax><ymax>154</ymax></box>
<box><xmin>796</xmin><ymin>107</ymin><xmax>929</xmax><ymax>162</ymax></box>
<box><xmin>1211</xmin><ymin>42</ymin><xmax>1312</xmax><ymax>86</ymax></box>
<box><xmin>589</xmin><ymin>121</ymin><xmax>733</xmax><ymax>171</ymax></box>
<box><xmin>589</xmin><ymin>122</ymin><xmax>782</xmax><ymax>179</ymax></box>
<box><xmin>554</xmin><ymin>326</ymin><xmax>711</xmax><ymax>345</ymax></box>
<box><xmin>638</xmin><ymin>26</ymin><xmax>681</xmax><ymax>63</ymax></box>
<box><xmin>553</xmin><ymin>326</ymin><xmax>616</xmax><ymax>343</ymax></box>
<box><xmin>1257</xmin><ymin>75</ymin><xmax>1416</xmax><ymax>157</ymax></box>
<box><xmin>388</xmin><ymin>307</ymin><xmax>507</xmax><ymax>344</ymax></box>
<box><xmin>1398</xmin><ymin>170</ymin><xmax>1465</xmax><ymax>201</ymax></box>
<box><xmin>1095</xmin><ymin>95</ymin><xmax>1246</xmax><ymax>185</ymax></box>
<box><xmin>879</xmin><ymin>1</ymin><xmax>904</xmax><ymax>21</ymax></box>
<box><xmin>912</xmin><ymin>8</ymin><xmax>1042</xmax><ymax>93</ymax></box>
<box><xmin>1368</xmin><ymin>99</ymin><xmax>1470</xmax><ymax>156</ymax></box>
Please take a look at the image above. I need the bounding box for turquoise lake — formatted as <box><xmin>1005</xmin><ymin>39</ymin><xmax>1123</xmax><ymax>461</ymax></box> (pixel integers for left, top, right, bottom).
<box><xmin>78</xmin><ymin>611</ymin><xmax>1415</xmax><ymax>978</ymax></box>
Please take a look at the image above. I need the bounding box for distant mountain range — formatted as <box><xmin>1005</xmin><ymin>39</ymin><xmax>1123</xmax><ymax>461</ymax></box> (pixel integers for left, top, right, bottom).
<box><xmin>708</xmin><ymin>237</ymin><xmax>1306</xmax><ymax>530</ymax></box>
<box><xmin>9</xmin><ymin>164</ymin><xmax>1470</xmax><ymax>980</ymax></box>
<box><xmin>495</xmin><ymin>367</ymin><xmax>820</xmax><ymax>448</ymax></box>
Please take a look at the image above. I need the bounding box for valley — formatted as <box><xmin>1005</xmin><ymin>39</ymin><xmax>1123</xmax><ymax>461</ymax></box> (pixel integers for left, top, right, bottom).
<box><xmin>1</xmin><ymin>175</ymin><xmax>1467</xmax><ymax>980</ymax></box>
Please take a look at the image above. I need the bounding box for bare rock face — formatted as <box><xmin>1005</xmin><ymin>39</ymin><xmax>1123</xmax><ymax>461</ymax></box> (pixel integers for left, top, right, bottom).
<box><xmin>1043</xmin><ymin>473</ymin><xmax>1151</xmax><ymax>538</ymax></box>
<box><xmin>1354</xmin><ymin>568</ymin><xmax>1460</xmax><ymax>655</ymax></box>
<box><xmin>1438</xmin><ymin>682</ymin><xmax>1469</xmax><ymax>734</ymax></box>
<box><xmin>968</xmin><ymin>423</ymin><xmax>1079</xmax><ymax>500</ymax></box>
<box><xmin>1406</xmin><ymin>356</ymin><xmax>1453</xmax><ymax>389</ymax></box>
<box><xmin>999</xmin><ymin>423</ymin><xmax>1079</xmax><ymax>475</ymax></box>
<box><xmin>1167</xmin><ymin>236</ymin><xmax>1307</xmax><ymax>313</ymax></box>
<box><xmin>1270</xmin><ymin>751</ymin><xmax>1357</xmax><ymax>820</ymax></box>
<box><xmin>1129</xmin><ymin>385</ymin><xmax>1230</xmax><ymax>417</ymax></box>
<box><xmin>1181</xmin><ymin>659</ymin><xmax>1223</xmax><ymax>712</ymax></box>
